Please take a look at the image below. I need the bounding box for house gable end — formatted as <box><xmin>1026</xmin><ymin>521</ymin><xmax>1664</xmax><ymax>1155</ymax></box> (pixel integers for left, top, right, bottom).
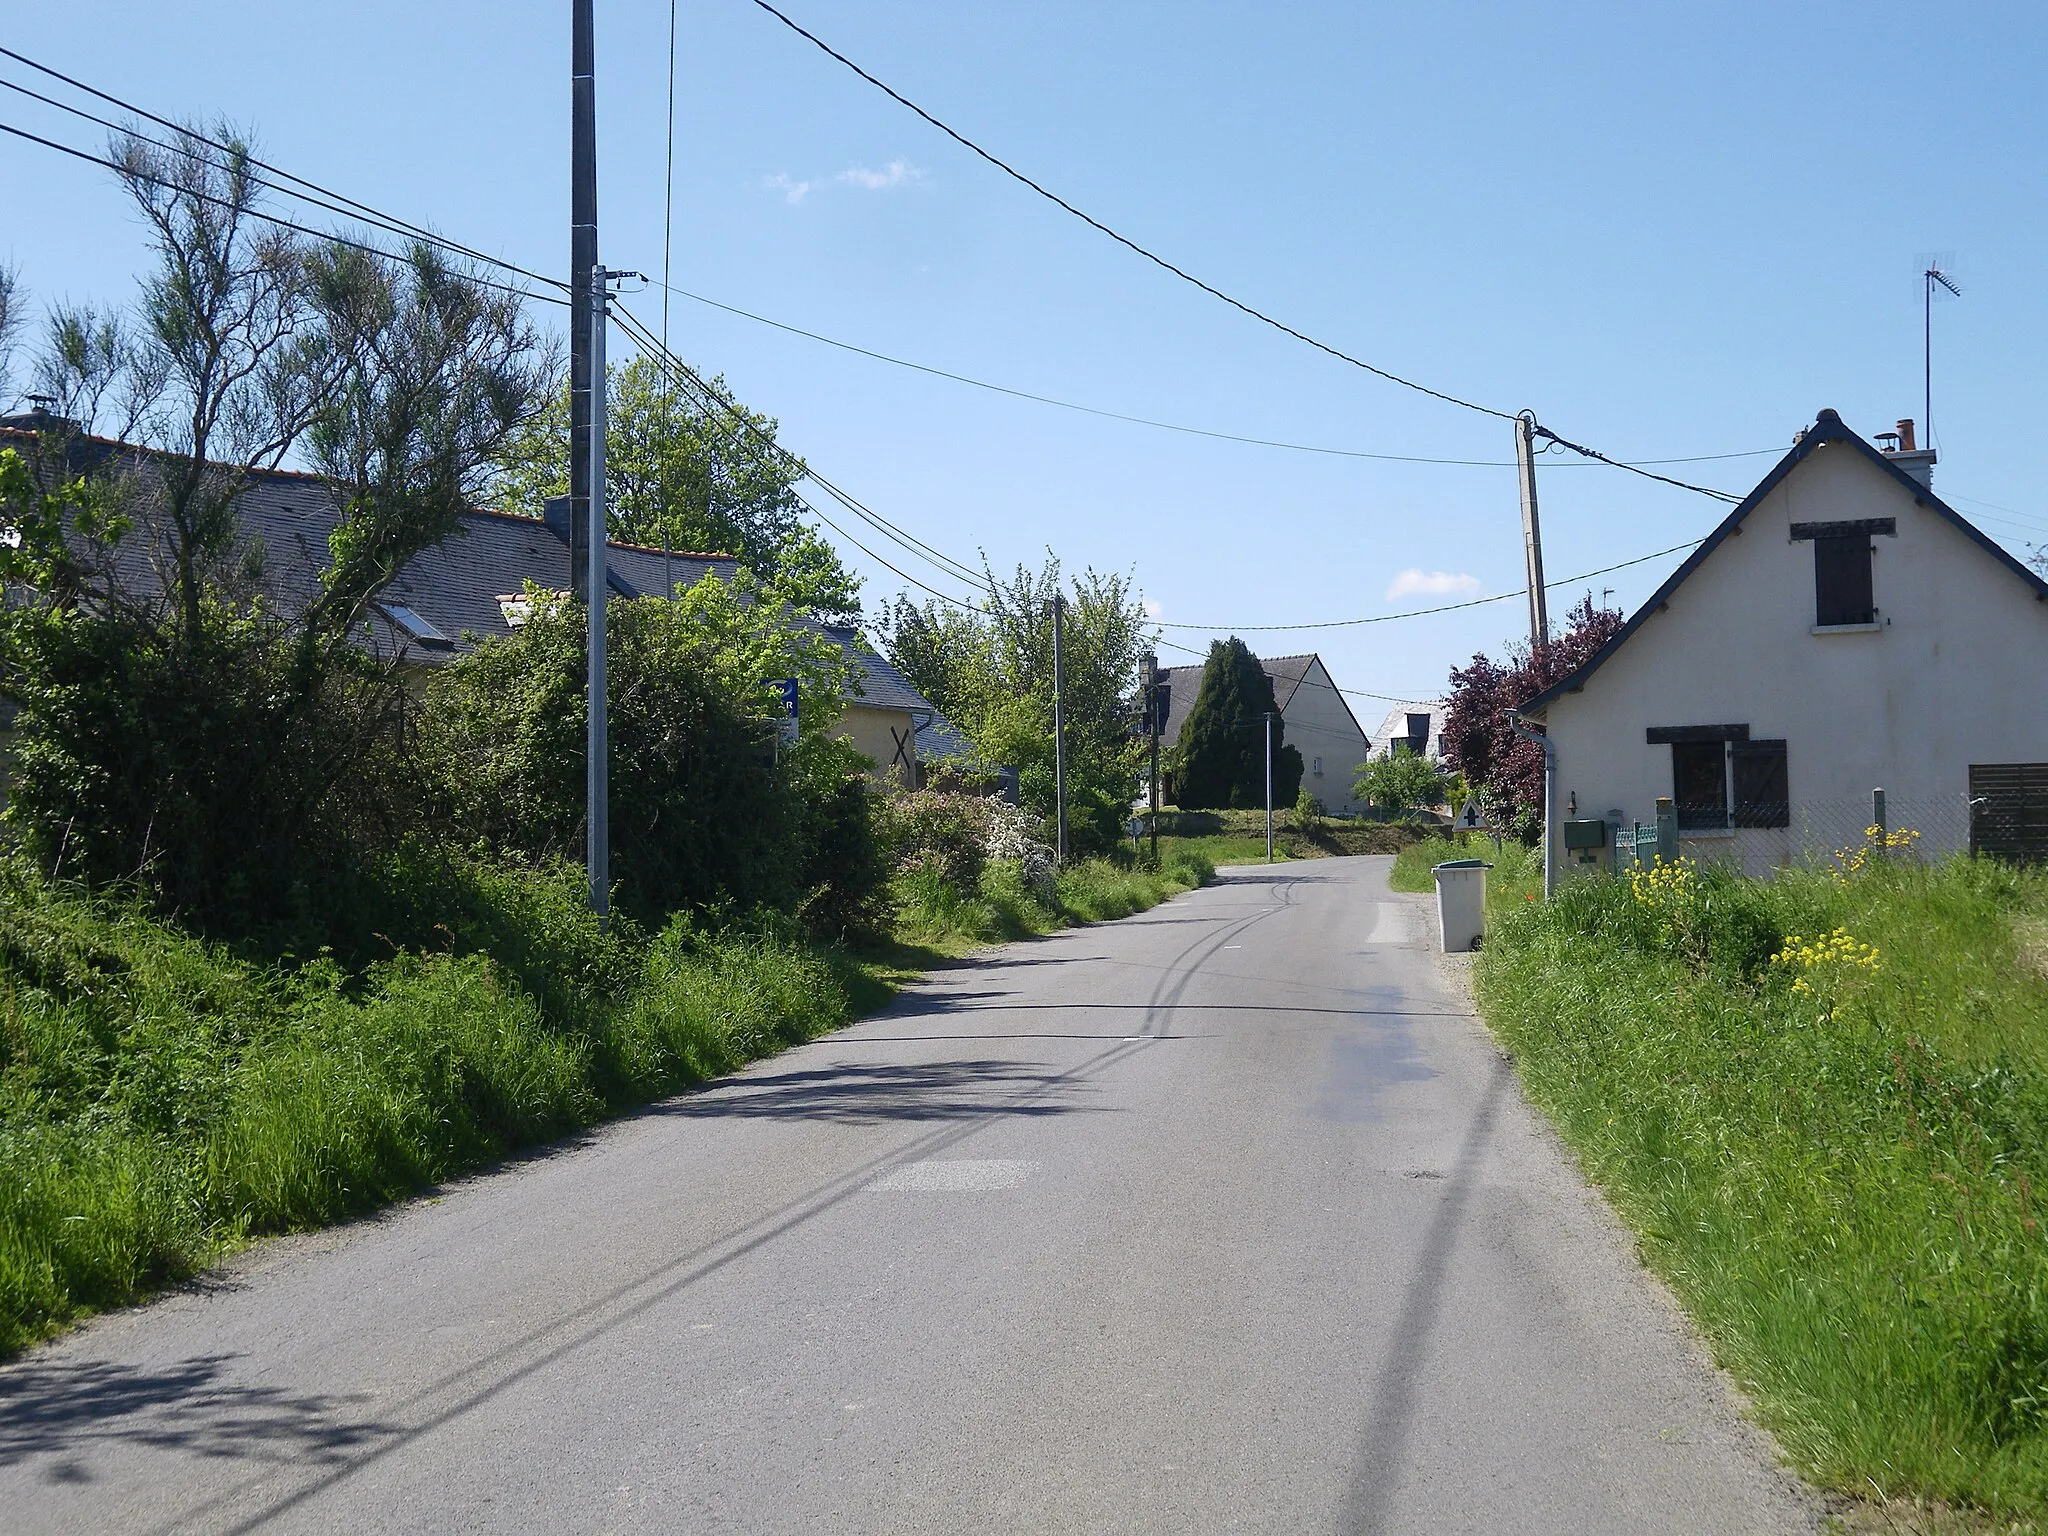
<box><xmin>1523</xmin><ymin>410</ymin><xmax>2048</xmax><ymax>716</ymax></box>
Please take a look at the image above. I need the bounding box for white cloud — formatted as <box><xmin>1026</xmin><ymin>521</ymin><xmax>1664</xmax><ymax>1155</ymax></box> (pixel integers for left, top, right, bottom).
<box><xmin>1141</xmin><ymin>597</ymin><xmax>1163</xmax><ymax>618</ymax></box>
<box><xmin>765</xmin><ymin>173</ymin><xmax>815</xmax><ymax>204</ymax></box>
<box><xmin>838</xmin><ymin>158</ymin><xmax>923</xmax><ymax>190</ymax></box>
<box><xmin>1385</xmin><ymin>568</ymin><xmax>1481</xmax><ymax>602</ymax></box>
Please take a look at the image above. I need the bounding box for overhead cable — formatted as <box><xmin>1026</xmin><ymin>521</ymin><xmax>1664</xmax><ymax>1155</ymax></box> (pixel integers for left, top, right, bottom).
<box><xmin>1149</xmin><ymin>540</ymin><xmax>1702</xmax><ymax>632</ymax></box>
<box><xmin>0</xmin><ymin>45</ymin><xmax>567</xmax><ymax>295</ymax></box>
<box><xmin>0</xmin><ymin>118</ymin><xmax>563</xmax><ymax>308</ymax></box>
<box><xmin>651</xmin><ymin>278</ymin><xmax>1778</xmax><ymax>471</ymax></box>
<box><xmin>10</xmin><ymin>43</ymin><xmax>1764</xmax><ymax>497</ymax></box>
<box><xmin>611</xmin><ymin>302</ymin><xmax>992</xmax><ymax>591</ymax></box>
<box><xmin>740</xmin><ymin>1</ymin><xmax>1752</xmax><ymax>503</ymax></box>
<box><xmin>743</xmin><ymin>0</ymin><xmax>1511</xmax><ymax>422</ymax></box>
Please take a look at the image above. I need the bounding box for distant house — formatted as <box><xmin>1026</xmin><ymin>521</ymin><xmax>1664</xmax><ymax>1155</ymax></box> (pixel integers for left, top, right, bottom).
<box><xmin>1158</xmin><ymin>652</ymin><xmax>1372</xmax><ymax>814</ymax></box>
<box><xmin>1520</xmin><ymin>409</ymin><xmax>2048</xmax><ymax>882</ymax></box>
<box><xmin>0</xmin><ymin>424</ymin><xmax>953</xmax><ymax>784</ymax></box>
<box><xmin>1368</xmin><ymin>701</ymin><xmax>1448</xmax><ymax>763</ymax></box>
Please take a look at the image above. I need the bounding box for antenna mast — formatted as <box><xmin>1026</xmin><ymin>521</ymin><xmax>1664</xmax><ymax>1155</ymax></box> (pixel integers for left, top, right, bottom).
<box><xmin>1924</xmin><ymin>261</ymin><xmax>1962</xmax><ymax>446</ymax></box>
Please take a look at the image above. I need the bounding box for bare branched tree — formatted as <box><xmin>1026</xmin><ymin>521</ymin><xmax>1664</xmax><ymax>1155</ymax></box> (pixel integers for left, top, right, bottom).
<box><xmin>0</xmin><ymin>263</ymin><xmax>23</xmax><ymax>407</ymax></box>
<box><xmin>114</xmin><ymin>123</ymin><xmax>336</xmax><ymax>643</ymax></box>
<box><xmin>32</xmin><ymin>303</ymin><xmax>151</xmax><ymax>440</ymax></box>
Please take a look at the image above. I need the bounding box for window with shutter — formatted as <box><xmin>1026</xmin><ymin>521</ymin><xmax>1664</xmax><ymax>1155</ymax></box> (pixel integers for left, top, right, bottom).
<box><xmin>1731</xmin><ymin>740</ymin><xmax>1789</xmax><ymax>828</ymax></box>
<box><xmin>1814</xmin><ymin>534</ymin><xmax>1875</xmax><ymax>625</ymax></box>
<box><xmin>1672</xmin><ymin>740</ymin><xmax>1729</xmax><ymax>830</ymax></box>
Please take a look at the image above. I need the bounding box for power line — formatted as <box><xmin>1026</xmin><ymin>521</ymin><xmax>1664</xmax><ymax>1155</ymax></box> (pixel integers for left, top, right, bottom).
<box><xmin>1151</xmin><ymin>635</ymin><xmax>1433</xmax><ymax>707</ymax></box>
<box><xmin>1150</xmin><ymin>540</ymin><xmax>1701</xmax><ymax>632</ymax></box>
<box><xmin>616</xmin><ymin>300</ymin><xmax>1712</xmax><ymax>644</ymax></box>
<box><xmin>608</xmin><ymin>303</ymin><xmax>993</xmax><ymax>604</ymax></box>
<box><xmin>743</xmin><ymin>0</ymin><xmax>1511</xmax><ymax>423</ymax></box>
<box><xmin>610</xmin><ymin>301</ymin><xmax>993</xmax><ymax>591</ymax></box>
<box><xmin>0</xmin><ymin>118</ymin><xmax>564</xmax><ymax>309</ymax></box>
<box><xmin>0</xmin><ymin>47</ymin><xmax>566</xmax><ymax>296</ymax></box>
<box><xmin>9</xmin><ymin>43</ymin><xmax>1767</xmax><ymax>500</ymax></box>
<box><xmin>740</xmin><ymin>1</ymin><xmax>1751</xmax><ymax>505</ymax></box>
<box><xmin>650</xmin><ymin>278</ymin><xmax>1779</xmax><ymax>471</ymax></box>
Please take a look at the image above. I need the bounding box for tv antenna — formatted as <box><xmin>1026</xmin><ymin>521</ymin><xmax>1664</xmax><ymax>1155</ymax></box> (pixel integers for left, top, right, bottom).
<box><xmin>1923</xmin><ymin>257</ymin><xmax>1962</xmax><ymax>446</ymax></box>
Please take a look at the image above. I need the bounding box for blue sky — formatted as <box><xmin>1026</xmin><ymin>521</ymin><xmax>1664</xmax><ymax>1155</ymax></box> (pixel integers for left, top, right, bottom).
<box><xmin>3</xmin><ymin>1</ymin><xmax>2044</xmax><ymax>714</ymax></box>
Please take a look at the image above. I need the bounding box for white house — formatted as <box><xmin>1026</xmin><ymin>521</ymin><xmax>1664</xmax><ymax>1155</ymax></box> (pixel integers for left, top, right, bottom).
<box><xmin>1368</xmin><ymin>701</ymin><xmax>1448</xmax><ymax>762</ymax></box>
<box><xmin>1159</xmin><ymin>652</ymin><xmax>1373</xmax><ymax>814</ymax></box>
<box><xmin>1520</xmin><ymin>408</ymin><xmax>2048</xmax><ymax>883</ymax></box>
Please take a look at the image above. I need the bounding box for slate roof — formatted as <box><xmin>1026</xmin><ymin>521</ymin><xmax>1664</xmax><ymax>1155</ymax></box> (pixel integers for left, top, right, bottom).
<box><xmin>1368</xmin><ymin>701</ymin><xmax>1448</xmax><ymax>759</ymax></box>
<box><xmin>1156</xmin><ymin>652</ymin><xmax>1359</xmax><ymax>750</ymax></box>
<box><xmin>2</xmin><ymin>427</ymin><xmax>947</xmax><ymax>723</ymax></box>
<box><xmin>1520</xmin><ymin>409</ymin><xmax>2048</xmax><ymax>716</ymax></box>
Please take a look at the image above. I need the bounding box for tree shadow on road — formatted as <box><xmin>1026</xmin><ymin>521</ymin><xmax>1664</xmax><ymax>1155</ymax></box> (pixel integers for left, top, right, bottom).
<box><xmin>0</xmin><ymin>1355</ymin><xmax>395</xmax><ymax>1478</ymax></box>
<box><xmin>656</xmin><ymin>1059</ymin><xmax>1103</xmax><ymax>1124</ymax></box>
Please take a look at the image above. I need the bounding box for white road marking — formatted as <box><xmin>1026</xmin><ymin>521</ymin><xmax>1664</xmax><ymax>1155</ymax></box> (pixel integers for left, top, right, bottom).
<box><xmin>866</xmin><ymin>1159</ymin><xmax>1039</xmax><ymax>1192</ymax></box>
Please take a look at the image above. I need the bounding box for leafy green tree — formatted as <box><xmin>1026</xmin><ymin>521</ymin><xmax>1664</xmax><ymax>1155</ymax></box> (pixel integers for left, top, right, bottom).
<box><xmin>1174</xmin><ymin>638</ymin><xmax>1304</xmax><ymax>811</ymax></box>
<box><xmin>488</xmin><ymin>355</ymin><xmax>859</xmax><ymax>622</ymax></box>
<box><xmin>875</xmin><ymin>558</ymin><xmax>1152</xmax><ymax>857</ymax></box>
<box><xmin>1354</xmin><ymin>746</ymin><xmax>1447</xmax><ymax>816</ymax></box>
<box><xmin>0</xmin><ymin>126</ymin><xmax>548</xmax><ymax>935</ymax></box>
<box><xmin>421</xmin><ymin>573</ymin><xmax>887</xmax><ymax>933</ymax></box>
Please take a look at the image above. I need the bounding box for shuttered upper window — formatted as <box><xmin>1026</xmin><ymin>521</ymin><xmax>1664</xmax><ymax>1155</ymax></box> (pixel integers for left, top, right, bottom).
<box><xmin>1791</xmin><ymin>517</ymin><xmax>1891</xmax><ymax>628</ymax></box>
<box><xmin>1814</xmin><ymin>535</ymin><xmax>1875</xmax><ymax>626</ymax></box>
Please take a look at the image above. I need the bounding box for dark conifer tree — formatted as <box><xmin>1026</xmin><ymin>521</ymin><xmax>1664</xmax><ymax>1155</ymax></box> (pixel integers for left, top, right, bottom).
<box><xmin>1175</xmin><ymin>638</ymin><xmax>1303</xmax><ymax>810</ymax></box>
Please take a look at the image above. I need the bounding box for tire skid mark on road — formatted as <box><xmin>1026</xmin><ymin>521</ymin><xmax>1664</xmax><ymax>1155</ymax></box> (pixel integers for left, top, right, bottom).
<box><xmin>182</xmin><ymin>873</ymin><xmax>1295</xmax><ymax>1535</ymax></box>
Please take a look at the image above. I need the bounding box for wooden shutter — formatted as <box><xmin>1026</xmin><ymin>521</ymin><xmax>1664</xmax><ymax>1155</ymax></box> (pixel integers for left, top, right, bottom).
<box><xmin>1814</xmin><ymin>535</ymin><xmax>1875</xmax><ymax>626</ymax></box>
<box><xmin>1672</xmin><ymin>740</ymin><xmax>1728</xmax><ymax>830</ymax></box>
<box><xmin>1970</xmin><ymin>763</ymin><xmax>2048</xmax><ymax>863</ymax></box>
<box><xmin>1731</xmin><ymin>740</ymin><xmax>1789</xmax><ymax>828</ymax></box>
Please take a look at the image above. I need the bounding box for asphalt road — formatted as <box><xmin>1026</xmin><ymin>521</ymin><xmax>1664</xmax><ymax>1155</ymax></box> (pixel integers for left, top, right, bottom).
<box><xmin>1</xmin><ymin>856</ymin><xmax>1816</xmax><ymax>1534</ymax></box>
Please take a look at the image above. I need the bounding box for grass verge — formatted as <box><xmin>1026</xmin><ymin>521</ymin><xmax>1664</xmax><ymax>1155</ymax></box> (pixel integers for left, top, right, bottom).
<box><xmin>1389</xmin><ymin>833</ymin><xmax>1543</xmax><ymax>902</ymax></box>
<box><xmin>1473</xmin><ymin>849</ymin><xmax>2048</xmax><ymax>1521</ymax></box>
<box><xmin>0</xmin><ymin>857</ymin><xmax>886</xmax><ymax>1356</ymax></box>
<box><xmin>1156</xmin><ymin>808</ymin><xmax>1427</xmax><ymax>868</ymax></box>
<box><xmin>891</xmin><ymin>851</ymin><xmax>1215</xmax><ymax>951</ymax></box>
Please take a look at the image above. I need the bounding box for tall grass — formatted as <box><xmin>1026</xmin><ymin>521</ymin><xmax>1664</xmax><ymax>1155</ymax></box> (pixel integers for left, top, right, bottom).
<box><xmin>892</xmin><ymin>852</ymin><xmax>1214</xmax><ymax>949</ymax></box>
<box><xmin>0</xmin><ymin>864</ymin><xmax>865</xmax><ymax>1355</ymax></box>
<box><xmin>1477</xmin><ymin>850</ymin><xmax>2048</xmax><ymax>1517</ymax></box>
<box><xmin>1390</xmin><ymin>833</ymin><xmax>1542</xmax><ymax>902</ymax></box>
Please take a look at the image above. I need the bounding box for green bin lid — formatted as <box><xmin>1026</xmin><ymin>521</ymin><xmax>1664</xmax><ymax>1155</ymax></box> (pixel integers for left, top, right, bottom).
<box><xmin>1431</xmin><ymin>859</ymin><xmax>1491</xmax><ymax>870</ymax></box>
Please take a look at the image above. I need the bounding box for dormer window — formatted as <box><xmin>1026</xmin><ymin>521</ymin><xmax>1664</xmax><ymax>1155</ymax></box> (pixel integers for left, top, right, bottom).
<box><xmin>1790</xmin><ymin>518</ymin><xmax>1894</xmax><ymax>629</ymax></box>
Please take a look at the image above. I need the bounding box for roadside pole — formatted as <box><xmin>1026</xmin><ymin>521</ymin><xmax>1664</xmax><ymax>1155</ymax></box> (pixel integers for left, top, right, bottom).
<box><xmin>1052</xmin><ymin>592</ymin><xmax>1068</xmax><ymax>864</ymax></box>
<box><xmin>1515</xmin><ymin>411</ymin><xmax>1549</xmax><ymax>659</ymax></box>
<box><xmin>586</xmin><ymin>267</ymin><xmax>610</xmax><ymax>923</ymax></box>
<box><xmin>568</xmin><ymin>0</ymin><xmax>597</xmax><ymax>604</ymax></box>
<box><xmin>1264</xmin><ymin>710</ymin><xmax>1274</xmax><ymax>863</ymax></box>
<box><xmin>1146</xmin><ymin>657</ymin><xmax>1162</xmax><ymax>864</ymax></box>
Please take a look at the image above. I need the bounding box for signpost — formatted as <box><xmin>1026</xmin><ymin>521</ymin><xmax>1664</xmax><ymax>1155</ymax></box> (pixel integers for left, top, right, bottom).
<box><xmin>772</xmin><ymin>677</ymin><xmax>800</xmax><ymax>751</ymax></box>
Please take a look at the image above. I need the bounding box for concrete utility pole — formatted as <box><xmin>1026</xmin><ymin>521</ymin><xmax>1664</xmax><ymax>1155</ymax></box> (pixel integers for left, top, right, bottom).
<box><xmin>587</xmin><ymin>267</ymin><xmax>611</xmax><ymax>922</ymax></box>
<box><xmin>1142</xmin><ymin>651</ymin><xmax>1162</xmax><ymax>865</ymax></box>
<box><xmin>1052</xmin><ymin>592</ymin><xmax>1068</xmax><ymax>864</ymax></box>
<box><xmin>568</xmin><ymin>0</ymin><xmax>597</xmax><ymax>603</ymax></box>
<box><xmin>1264</xmin><ymin>711</ymin><xmax>1274</xmax><ymax>863</ymax></box>
<box><xmin>1514</xmin><ymin>411</ymin><xmax>1549</xmax><ymax>659</ymax></box>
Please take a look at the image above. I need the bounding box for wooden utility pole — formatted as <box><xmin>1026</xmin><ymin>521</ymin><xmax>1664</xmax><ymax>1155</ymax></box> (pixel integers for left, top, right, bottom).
<box><xmin>1052</xmin><ymin>592</ymin><xmax>1068</xmax><ymax>864</ymax></box>
<box><xmin>1514</xmin><ymin>411</ymin><xmax>1549</xmax><ymax>658</ymax></box>
<box><xmin>569</xmin><ymin>0</ymin><xmax>597</xmax><ymax>603</ymax></box>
